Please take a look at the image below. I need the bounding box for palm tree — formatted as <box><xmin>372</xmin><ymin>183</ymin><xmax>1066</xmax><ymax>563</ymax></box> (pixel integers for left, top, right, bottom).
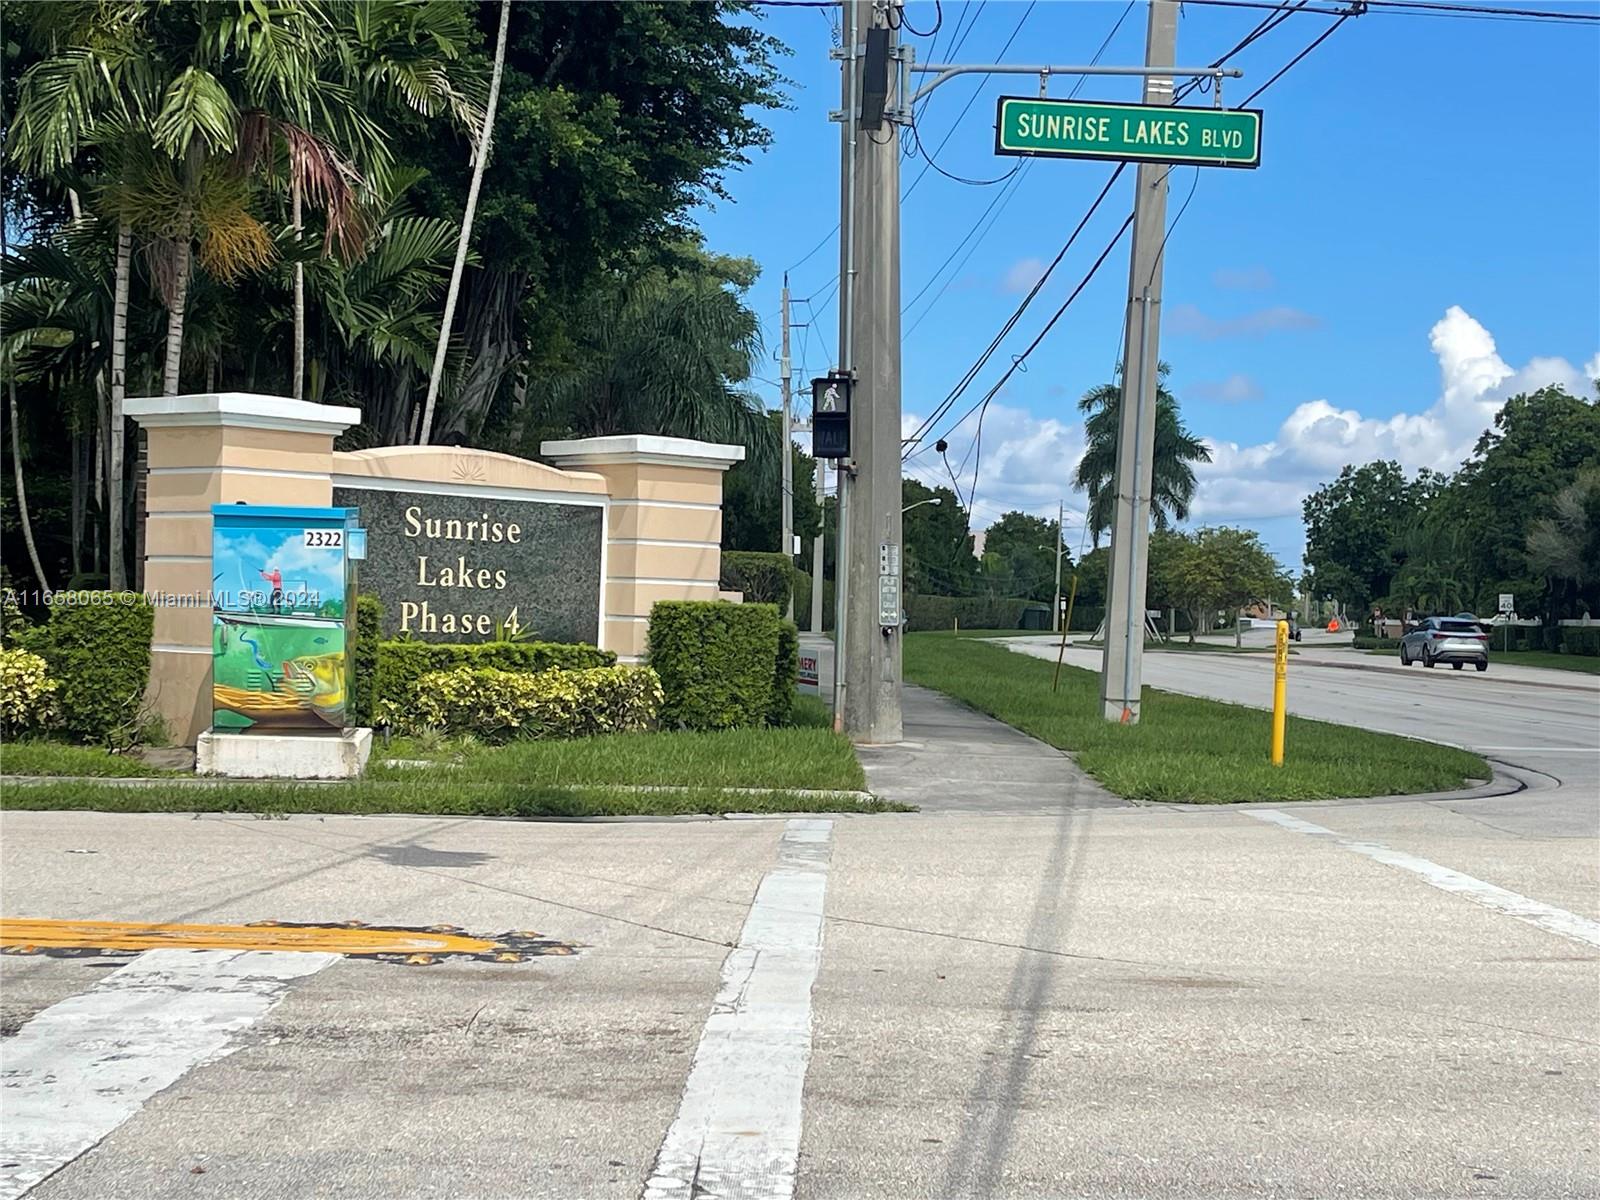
<box><xmin>1074</xmin><ymin>362</ymin><xmax>1212</xmax><ymax>546</ymax></box>
<box><xmin>419</xmin><ymin>0</ymin><xmax>511</xmax><ymax>447</ymax></box>
<box><xmin>515</xmin><ymin>246</ymin><xmax>775</xmax><ymax>479</ymax></box>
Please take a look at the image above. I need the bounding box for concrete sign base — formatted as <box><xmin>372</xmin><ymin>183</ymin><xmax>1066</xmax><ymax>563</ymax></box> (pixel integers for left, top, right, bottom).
<box><xmin>197</xmin><ymin>728</ymin><xmax>372</xmax><ymax>780</ymax></box>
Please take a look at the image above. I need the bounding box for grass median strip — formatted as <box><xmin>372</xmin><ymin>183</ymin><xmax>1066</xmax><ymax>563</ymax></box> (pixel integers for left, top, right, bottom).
<box><xmin>0</xmin><ymin>780</ymin><xmax>900</xmax><ymax>818</ymax></box>
<box><xmin>369</xmin><ymin>725</ymin><xmax>866</xmax><ymax>791</ymax></box>
<box><xmin>0</xmin><ymin>742</ymin><xmax>177</xmax><ymax>778</ymax></box>
<box><xmin>1</xmin><ymin>723</ymin><xmax>892</xmax><ymax>817</ymax></box>
<box><xmin>905</xmin><ymin>634</ymin><xmax>1490</xmax><ymax>804</ymax></box>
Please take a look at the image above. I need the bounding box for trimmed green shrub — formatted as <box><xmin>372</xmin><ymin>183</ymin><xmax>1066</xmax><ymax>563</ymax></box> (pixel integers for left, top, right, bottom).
<box><xmin>720</xmin><ymin>552</ymin><xmax>794</xmax><ymax>607</ymax></box>
<box><xmin>906</xmin><ymin>595</ymin><xmax>1039</xmax><ymax>633</ymax></box>
<box><xmin>374</xmin><ymin>639</ymin><xmax>615</xmax><ymax>717</ymax></box>
<box><xmin>1352</xmin><ymin>635</ymin><xmax>1403</xmax><ymax>651</ymax></box>
<box><xmin>394</xmin><ymin>665</ymin><xmax>662</xmax><ymax>742</ymax></box>
<box><xmin>0</xmin><ymin>646</ymin><xmax>59</xmax><ymax>737</ymax></box>
<box><xmin>349</xmin><ymin>594</ymin><xmax>384</xmax><ymax>727</ymax></box>
<box><xmin>649</xmin><ymin>601</ymin><xmax>779</xmax><ymax>730</ymax></box>
<box><xmin>770</xmin><ymin>620</ymin><xmax>799</xmax><ymax>726</ymax></box>
<box><xmin>26</xmin><ymin>592</ymin><xmax>153</xmax><ymax>744</ymax></box>
<box><xmin>1561</xmin><ymin>625</ymin><xmax>1600</xmax><ymax>656</ymax></box>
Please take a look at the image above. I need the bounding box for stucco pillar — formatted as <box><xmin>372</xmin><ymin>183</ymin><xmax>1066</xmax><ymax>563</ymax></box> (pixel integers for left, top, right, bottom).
<box><xmin>125</xmin><ymin>394</ymin><xmax>361</xmax><ymax>745</ymax></box>
<box><xmin>542</xmin><ymin>435</ymin><xmax>745</xmax><ymax>663</ymax></box>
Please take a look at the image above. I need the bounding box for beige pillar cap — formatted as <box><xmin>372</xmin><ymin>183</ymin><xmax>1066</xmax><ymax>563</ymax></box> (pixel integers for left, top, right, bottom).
<box><xmin>125</xmin><ymin>393</ymin><xmax>361</xmax><ymax>436</ymax></box>
<box><xmin>540</xmin><ymin>434</ymin><xmax>746</xmax><ymax>471</ymax></box>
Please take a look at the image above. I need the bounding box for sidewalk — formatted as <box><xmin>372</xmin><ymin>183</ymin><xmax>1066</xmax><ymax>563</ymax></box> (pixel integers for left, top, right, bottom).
<box><xmin>857</xmin><ymin>685</ymin><xmax>1125</xmax><ymax>813</ymax></box>
<box><xmin>799</xmin><ymin>635</ymin><xmax>1122</xmax><ymax>814</ymax></box>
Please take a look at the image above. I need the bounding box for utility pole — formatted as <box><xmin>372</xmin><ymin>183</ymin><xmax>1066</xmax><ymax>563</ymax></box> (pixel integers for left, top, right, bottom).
<box><xmin>1100</xmin><ymin>0</ymin><xmax>1177</xmax><ymax>725</ymax></box>
<box><xmin>1052</xmin><ymin>499</ymin><xmax>1065</xmax><ymax>634</ymax></box>
<box><xmin>780</xmin><ymin>276</ymin><xmax>794</xmax><ymax>621</ymax></box>
<box><xmin>830</xmin><ymin>0</ymin><xmax>856</xmax><ymax>729</ymax></box>
<box><xmin>811</xmin><ymin>464</ymin><xmax>826</xmax><ymax>635</ymax></box>
<box><xmin>839</xmin><ymin>0</ymin><xmax>904</xmax><ymax>744</ymax></box>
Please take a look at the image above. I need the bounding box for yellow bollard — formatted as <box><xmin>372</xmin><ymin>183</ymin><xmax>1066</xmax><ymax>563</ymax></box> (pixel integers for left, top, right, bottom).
<box><xmin>1271</xmin><ymin>618</ymin><xmax>1289</xmax><ymax>766</ymax></box>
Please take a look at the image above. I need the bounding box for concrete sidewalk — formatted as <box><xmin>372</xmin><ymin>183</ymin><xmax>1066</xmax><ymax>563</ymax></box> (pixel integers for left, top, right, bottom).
<box><xmin>800</xmin><ymin>634</ymin><xmax>1119</xmax><ymax>814</ymax></box>
<box><xmin>857</xmin><ymin>685</ymin><xmax>1124</xmax><ymax>814</ymax></box>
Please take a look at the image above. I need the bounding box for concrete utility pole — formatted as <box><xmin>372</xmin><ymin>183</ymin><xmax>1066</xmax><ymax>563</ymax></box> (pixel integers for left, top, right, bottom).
<box><xmin>1100</xmin><ymin>0</ymin><xmax>1177</xmax><ymax>725</ymax></box>
<box><xmin>780</xmin><ymin>276</ymin><xmax>795</xmax><ymax>620</ymax></box>
<box><xmin>840</xmin><ymin>0</ymin><xmax>904</xmax><ymax>744</ymax></box>
<box><xmin>1052</xmin><ymin>500</ymin><xmax>1065</xmax><ymax>634</ymax></box>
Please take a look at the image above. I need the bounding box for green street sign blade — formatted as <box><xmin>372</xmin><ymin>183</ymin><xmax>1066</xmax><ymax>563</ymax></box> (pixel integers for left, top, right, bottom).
<box><xmin>994</xmin><ymin>96</ymin><xmax>1262</xmax><ymax>169</ymax></box>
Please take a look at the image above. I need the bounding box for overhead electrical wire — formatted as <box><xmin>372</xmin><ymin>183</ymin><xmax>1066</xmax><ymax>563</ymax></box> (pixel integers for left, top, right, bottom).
<box><xmin>1180</xmin><ymin>0</ymin><xmax>1596</xmax><ymax>21</ymax></box>
<box><xmin>899</xmin><ymin>0</ymin><xmax>1134</xmax><ymax>333</ymax></box>
<box><xmin>920</xmin><ymin>1</ymin><xmax>1362</xmax><ymax>512</ymax></box>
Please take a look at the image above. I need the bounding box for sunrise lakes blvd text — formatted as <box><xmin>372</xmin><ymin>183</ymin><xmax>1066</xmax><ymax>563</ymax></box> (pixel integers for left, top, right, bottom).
<box><xmin>1008</xmin><ymin>110</ymin><xmax>1248</xmax><ymax>151</ymax></box>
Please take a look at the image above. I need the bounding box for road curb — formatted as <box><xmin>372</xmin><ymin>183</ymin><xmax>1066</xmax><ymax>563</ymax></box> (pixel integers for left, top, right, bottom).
<box><xmin>1137</xmin><ymin>763</ymin><xmax>1526</xmax><ymax>813</ymax></box>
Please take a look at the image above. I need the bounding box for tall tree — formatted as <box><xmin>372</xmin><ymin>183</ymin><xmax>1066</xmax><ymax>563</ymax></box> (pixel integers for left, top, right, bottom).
<box><xmin>981</xmin><ymin>510</ymin><xmax>1066</xmax><ymax>602</ymax></box>
<box><xmin>515</xmin><ymin>244</ymin><xmax>774</xmax><ymax>475</ymax></box>
<box><xmin>418</xmin><ymin>0</ymin><xmax>508</xmax><ymax>445</ymax></box>
<box><xmin>1074</xmin><ymin>363</ymin><xmax>1212</xmax><ymax>545</ymax></box>
<box><xmin>1301</xmin><ymin>460</ymin><xmax>1432</xmax><ymax>613</ymax></box>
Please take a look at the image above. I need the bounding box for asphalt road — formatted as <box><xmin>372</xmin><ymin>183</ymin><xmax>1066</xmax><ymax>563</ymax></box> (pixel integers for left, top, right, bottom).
<box><xmin>3</xmin><ymin>644</ymin><xmax>1596</xmax><ymax>1199</ymax></box>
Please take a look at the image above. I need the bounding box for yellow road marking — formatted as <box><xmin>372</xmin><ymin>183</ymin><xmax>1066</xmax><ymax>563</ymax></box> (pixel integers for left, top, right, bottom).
<box><xmin>0</xmin><ymin>918</ymin><xmax>500</xmax><ymax>957</ymax></box>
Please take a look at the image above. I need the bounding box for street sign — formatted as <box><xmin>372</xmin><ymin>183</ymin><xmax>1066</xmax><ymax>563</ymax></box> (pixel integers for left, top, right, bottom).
<box><xmin>994</xmin><ymin>96</ymin><xmax>1262</xmax><ymax>169</ymax></box>
<box><xmin>1498</xmin><ymin>593</ymin><xmax>1515</xmax><ymax>614</ymax></box>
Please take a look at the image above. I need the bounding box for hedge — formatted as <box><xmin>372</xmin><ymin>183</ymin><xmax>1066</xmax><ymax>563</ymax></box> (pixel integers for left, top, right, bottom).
<box><xmin>1561</xmin><ymin>625</ymin><xmax>1600</xmax><ymax>656</ymax></box>
<box><xmin>373</xmin><ymin>639</ymin><xmax>615</xmax><ymax>717</ymax></box>
<box><xmin>349</xmin><ymin>594</ymin><xmax>383</xmax><ymax>727</ymax></box>
<box><xmin>770</xmin><ymin>620</ymin><xmax>799</xmax><ymax>726</ymax></box>
<box><xmin>720</xmin><ymin>551</ymin><xmax>794</xmax><ymax>608</ymax></box>
<box><xmin>793</xmin><ymin>572</ymin><xmax>835</xmax><ymax>632</ymax></box>
<box><xmin>22</xmin><ymin>591</ymin><xmax>153</xmax><ymax>744</ymax></box>
<box><xmin>906</xmin><ymin>594</ymin><xmax>1050</xmax><ymax>633</ymax></box>
<box><xmin>649</xmin><ymin>601</ymin><xmax>779</xmax><ymax>730</ymax></box>
<box><xmin>1352</xmin><ymin>635</ymin><xmax>1403</xmax><ymax>651</ymax></box>
<box><xmin>398</xmin><ymin>665</ymin><xmax>662</xmax><ymax>742</ymax></box>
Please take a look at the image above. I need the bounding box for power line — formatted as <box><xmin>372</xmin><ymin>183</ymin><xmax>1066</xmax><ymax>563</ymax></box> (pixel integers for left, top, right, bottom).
<box><xmin>908</xmin><ymin>0</ymin><xmax>1310</xmax><ymax>455</ymax></box>
<box><xmin>903</xmin><ymin>164</ymin><xmax>1128</xmax><ymax>455</ymax></box>
<box><xmin>1181</xmin><ymin>0</ymin><xmax>1596</xmax><ymax>21</ymax></box>
<box><xmin>903</xmin><ymin>0</ymin><xmax>1035</xmax><ymax>200</ymax></box>
<box><xmin>928</xmin><ymin>0</ymin><xmax>1361</xmax><ymax>510</ymax></box>
<box><xmin>899</xmin><ymin>0</ymin><xmax>1135</xmax><ymax>335</ymax></box>
<box><xmin>896</xmin><ymin>0</ymin><xmax>943</xmax><ymax>37</ymax></box>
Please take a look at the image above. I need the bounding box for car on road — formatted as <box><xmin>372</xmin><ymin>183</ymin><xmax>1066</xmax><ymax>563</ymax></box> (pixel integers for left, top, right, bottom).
<box><xmin>1400</xmin><ymin>616</ymin><xmax>1489</xmax><ymax>671</ymax></box>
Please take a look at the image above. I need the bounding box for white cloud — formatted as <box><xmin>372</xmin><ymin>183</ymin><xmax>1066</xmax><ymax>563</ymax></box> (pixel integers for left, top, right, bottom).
<box><xmin>902</xmin><ymin>400</ymin><xmax>1089</xmax><ymax>531</ymax></box>
<box><xmin>1212</xmin><ymin>266</ymin><xmax>1275</xmax><ymax>291</ymax></box>
<box><xmin>1169</xmin><ymin>303</ymin><xmax>1322</xmax><ymax>339</ymax></box>
<box><xmin>1187</xmin><ymin>306</ymin><xmax>1596</xmax><ymax>556</ymax></box>
<box><xmin>1001</xmin><ymin>256</ymin><xmax>1047</xmax><ymax>295</ymax></box>
<box><xmin>1189</xmin><ymin>373</ymin><xmax>1263</xmax><ymax>403</ymax></box>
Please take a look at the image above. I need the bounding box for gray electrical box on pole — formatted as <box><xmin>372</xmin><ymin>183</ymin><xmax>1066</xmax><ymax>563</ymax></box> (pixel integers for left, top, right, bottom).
<box><xmin>1100</xmin><ymin>0</ymin><xmax>1177</xmax><ymax>725</ymax></box>
<box><xmin>840</xmin><ymin>0</ymin><xmax>904</xmax><ymax>744</ymax></box>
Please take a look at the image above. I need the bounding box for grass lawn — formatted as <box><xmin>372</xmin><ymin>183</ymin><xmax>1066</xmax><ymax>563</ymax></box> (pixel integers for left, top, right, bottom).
<box><xmin>0</xmin><ymin>780</ymin><xmax>902</xmax><ymax>818</ymax></box>
<box><xmin>371</xmin><ymin>724</ymin><xmax>865</xmax><ymax>792</ymax></box>
<box><xmin>904</xmin><ymin>634</ymin><xmax>1490</xmax><ymax>804</ymax></box>
<box><xmin>0</xmin><ymin>741</ymin><xmax>176</xmax><ymax>778</ymax></box>
<box><xmin>1</xmin><ymin>716</ymin><xmax>896</xmax><ymax>817</ymax></box>
<box><xmin>1364</xmin><ymin>647</ymin><xmax>1600</xmax><ymax>676</ymax></box>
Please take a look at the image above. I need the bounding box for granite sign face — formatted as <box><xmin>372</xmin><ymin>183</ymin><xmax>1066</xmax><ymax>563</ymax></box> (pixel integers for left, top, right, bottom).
<box><xmin>332</xmin><ymin>486</ymin><xmax>603</xmax><ymax>644</ymax></box>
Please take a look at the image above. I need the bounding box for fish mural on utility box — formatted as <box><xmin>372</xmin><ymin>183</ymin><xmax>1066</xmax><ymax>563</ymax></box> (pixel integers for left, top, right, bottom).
<box><xmin>211</xmin><ymin>505</ymin><xmax>358</xmax><ymax>732</ymax></box>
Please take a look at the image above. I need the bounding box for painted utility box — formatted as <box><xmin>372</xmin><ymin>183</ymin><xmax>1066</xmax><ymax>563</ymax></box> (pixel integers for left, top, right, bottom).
<box><xmin>211</xmin><ymin>504</ymin><xmax>364</xmax><ymax>732</ymax></box>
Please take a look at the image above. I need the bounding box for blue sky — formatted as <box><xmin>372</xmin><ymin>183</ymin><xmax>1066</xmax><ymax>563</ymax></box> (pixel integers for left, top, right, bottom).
<box><xmin>697</xmin><ymin>0</ymin><xmax>1600</xmax><ymax>570</ymax></box>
